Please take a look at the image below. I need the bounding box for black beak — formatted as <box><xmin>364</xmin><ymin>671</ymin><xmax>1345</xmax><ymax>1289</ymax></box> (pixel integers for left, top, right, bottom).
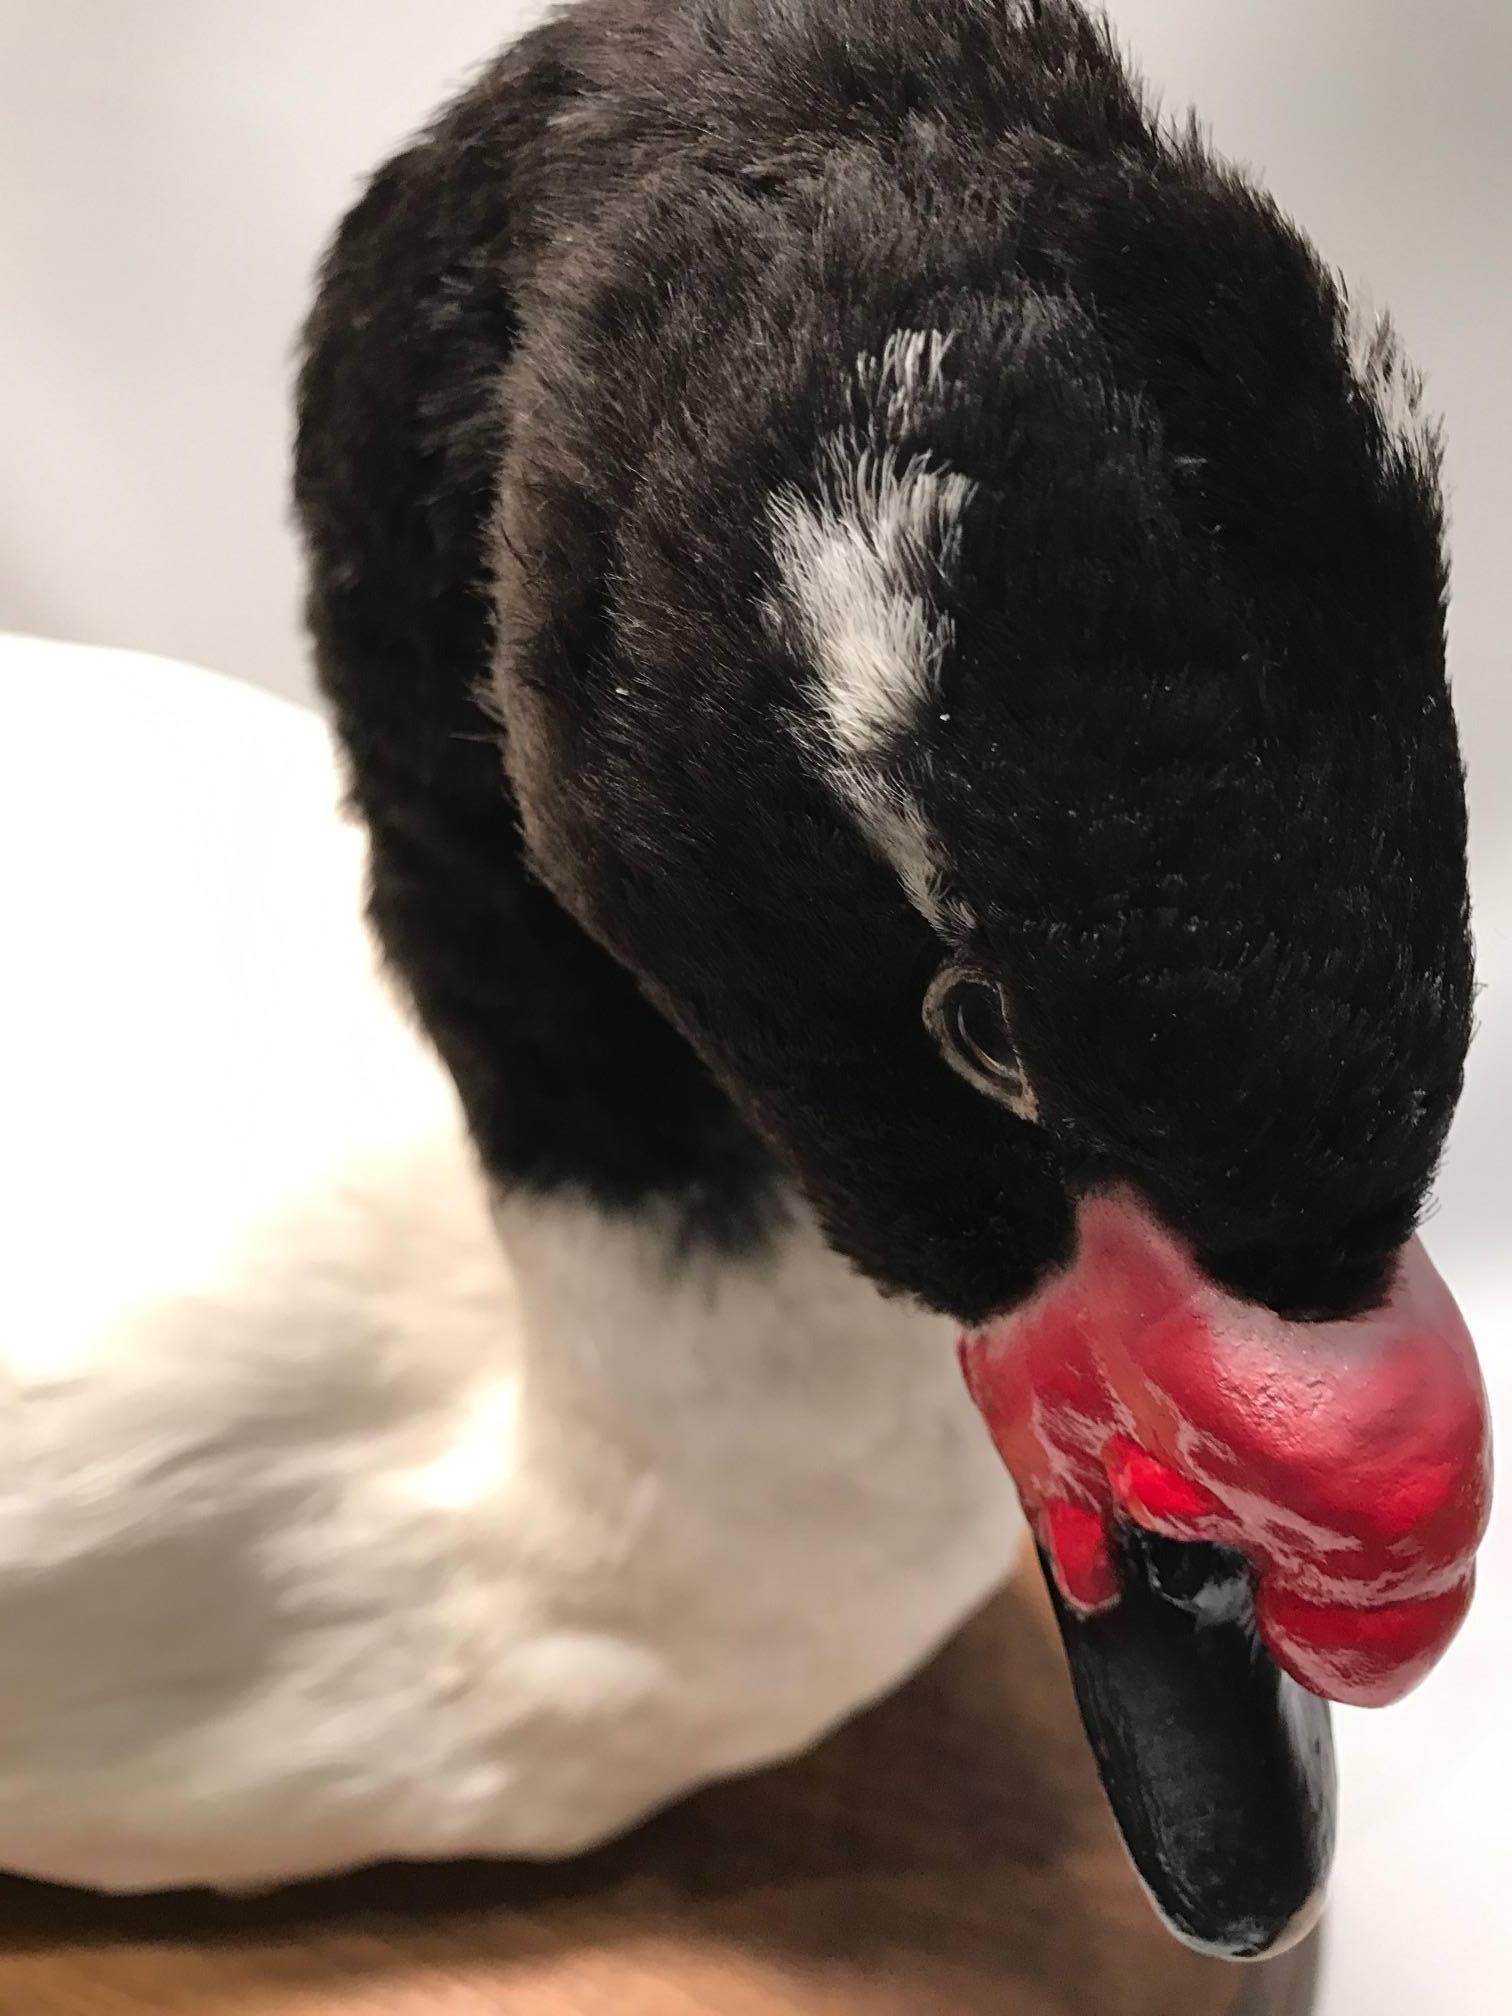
<box><xmin>1038</xmin><ymin>1527</ymin><xmax>1336</xmax><ymax>1961</ymax></box>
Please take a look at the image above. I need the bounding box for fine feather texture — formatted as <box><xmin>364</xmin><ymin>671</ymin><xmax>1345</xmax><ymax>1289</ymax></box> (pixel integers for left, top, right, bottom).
<box><xmin>769</xmin><ymin>431</ymin><xmax>975</xmax><ymax>927</ymax></box>
<box><xmin>772</xmin><ymin>441</ymin><xmax>974</xmax><ymax>764</ymax></box>
<box><xmin>296</xmin><ymin>0</ymin><xmax>1472</xmax><ymax>1328</ymax></box>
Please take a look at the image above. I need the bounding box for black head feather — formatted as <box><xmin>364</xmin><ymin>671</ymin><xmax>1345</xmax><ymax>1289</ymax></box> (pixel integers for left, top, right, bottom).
<box><xmin>297</xmin><ymin>0</ymin><xmax>1472</xmax><ymax>1326</ymax></box>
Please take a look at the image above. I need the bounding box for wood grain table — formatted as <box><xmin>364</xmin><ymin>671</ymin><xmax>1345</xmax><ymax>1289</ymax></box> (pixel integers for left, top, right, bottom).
<box><xmin>0</xmin><ymin>1568</ymin><xmax>1316</xmax><ymax>2014</ymax></box>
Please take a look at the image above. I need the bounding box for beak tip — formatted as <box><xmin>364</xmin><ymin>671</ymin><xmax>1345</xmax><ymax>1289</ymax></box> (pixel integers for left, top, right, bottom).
<box><xmin>1038</xmin><ymin>1529</ymin><xmax>1337</xmax><ymax>1964</ymax></box>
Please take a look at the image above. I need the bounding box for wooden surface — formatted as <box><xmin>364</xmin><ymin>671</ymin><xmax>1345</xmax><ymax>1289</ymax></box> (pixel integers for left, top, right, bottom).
<box><xmin>0</xmin><ymin>1567</ymin><xmax>1315</xmax><ymax>2014</ymax></box>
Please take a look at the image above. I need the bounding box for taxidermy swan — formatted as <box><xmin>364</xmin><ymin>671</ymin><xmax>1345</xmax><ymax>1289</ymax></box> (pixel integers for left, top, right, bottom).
<box><xmin>1</xmin><ymin>0</ymin><xmax>1489</xmax><ymax>1929</ymax></box>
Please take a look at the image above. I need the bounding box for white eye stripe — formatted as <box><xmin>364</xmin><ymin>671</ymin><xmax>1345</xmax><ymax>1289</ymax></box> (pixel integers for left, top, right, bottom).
<box><xmin>769</xmin><ymin>445</ymin><xmax>974</xmax><ymax>759</ymax></box>
<box><xmin>767</xmin><ymin>455</ymin><xmax>973</xmax><ymax>934</ymax></box>
<box><xmin>766</xmin><ymin>327</ymin><xmax>977</xmax><ymax>939</ymax></box>
<box><xmin>923</xmin><ymin>965</ymin><xmax>1041</xmax><ymax>1124</ymax></box>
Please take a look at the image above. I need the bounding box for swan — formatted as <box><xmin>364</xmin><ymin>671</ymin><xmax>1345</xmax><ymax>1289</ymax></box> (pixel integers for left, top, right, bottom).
<box><xmin>1</xmin><ymin>1</ymin><xmax>1488</xmax><ymax>1936</ymax></box>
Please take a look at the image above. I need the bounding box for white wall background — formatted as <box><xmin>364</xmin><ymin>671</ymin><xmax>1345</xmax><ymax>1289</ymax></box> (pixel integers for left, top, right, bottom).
<box><xmin>2</xmin><ymin>5</ymin><xmax>1509</xmax><ymax>2010</ymax></box>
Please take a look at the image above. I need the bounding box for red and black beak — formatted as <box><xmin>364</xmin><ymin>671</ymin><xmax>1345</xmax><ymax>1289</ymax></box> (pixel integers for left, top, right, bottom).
<box><xmin>961</xmin><ymin>1194</ymin><xmax>1491</xmax><ymax>1962</ymax></box>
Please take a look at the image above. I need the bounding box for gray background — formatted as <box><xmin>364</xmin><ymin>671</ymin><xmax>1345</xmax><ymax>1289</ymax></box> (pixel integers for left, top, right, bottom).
<box><xmin>2</xmin><ymin>6</ymin><xmax>1509</xmax><ymax>2010</ymax></box>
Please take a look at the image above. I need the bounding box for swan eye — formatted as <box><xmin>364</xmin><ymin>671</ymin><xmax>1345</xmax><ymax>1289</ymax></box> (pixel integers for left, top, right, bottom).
<box><xmin>924</xmin><ymin>966</ymin><xmax>1039</xmax><ymax>1122</ymax></box>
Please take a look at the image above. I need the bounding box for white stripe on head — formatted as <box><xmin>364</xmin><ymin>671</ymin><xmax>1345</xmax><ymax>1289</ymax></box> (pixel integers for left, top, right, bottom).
<box><xmin>771</xmin><ymin>445</ymin><xmax>975</xmax><ymax>757</ymax></box>
<box><xmin>857</xmin><ymin>328</ymin><xmax>959</xmax><ymax>435</ymax></box>
<box><xmin>769</xmin><ymin>334</ymin><xmax>975</xmax><ymax>933</ymax></box>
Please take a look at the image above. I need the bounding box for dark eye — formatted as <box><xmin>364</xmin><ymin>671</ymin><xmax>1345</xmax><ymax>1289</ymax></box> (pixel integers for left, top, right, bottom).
<box><xmin>923</xmin><ymin>965</ymin><xmax>1039</xmax><ymax>1122</ymax></box>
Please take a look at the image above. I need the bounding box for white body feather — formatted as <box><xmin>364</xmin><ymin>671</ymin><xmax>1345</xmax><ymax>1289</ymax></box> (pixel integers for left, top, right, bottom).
<box><xmin>0</xmin><ymin>634</ymin><xmax>1019</xmax><ymax>1894</ymax></box>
